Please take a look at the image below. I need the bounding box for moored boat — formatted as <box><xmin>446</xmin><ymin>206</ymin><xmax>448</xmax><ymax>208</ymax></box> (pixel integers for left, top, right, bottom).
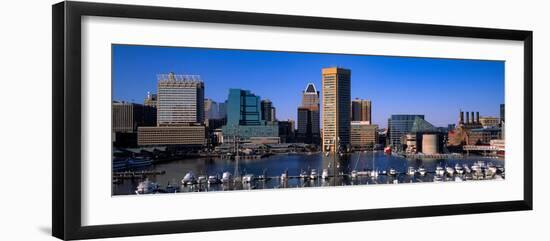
<box><xmin>135</xmin><ymin>179</ymin><xmax>158</xmax><ymax>194</ymax></box>
<box><xmin>197</xmin><ymin>175</ymin><xmax>207</xmax><ymax>184</ymax></box>
<box><xmin>221</xmin><ymin>172</ymin><xmax>232</xmax><ymax>183</ymax></box>
<box><xmin>310</xmin><ymin>169</ymin><xmax>318</xmax><ymax>179</ymax></box>
<box><xmin>463</xmin><ymin>164</ymin><xmax>471</xmax><ymax>174</ymax></box>
<box><xmin>208</xmin><ymin>175</ymin><xmax>220</xmax><ymax>184</ymax></box>
<box><xmin>281</xmin><ymin>170</ymin><xmax>288</xmax><ymax>181</ymax></box>
<box><xmin>388</xmin><ymin>168</ymin><xmax>397</xmax><ymax>177</ymax></box>
<box><xmin>181</xmin><ymin>172</ymin><xmax>196</xmax><ymax>185</ymax></box>
<box><xmin>322</xmin><ymin>169</ymin><xmax>329</xmax><ymax>179</ymax></box>
<box><xmin>446</xmin><ymin>166</ymin><xmax>455</xmax><ymax>176</ymax></box>
<box><xmin>435</xmin><ymin>166</ymin><xmax>445</xmax><ymax>176</ymax></box>
<box><xmin>299</xmin><ymin>169</ymin><xmax>308</xmax><ymax>179</ymax></box>
<box><xmin>242</xmin><ymin>174</ymin><xmax>254</xmax><ymax>183</ymax></box>
<box><xmin>418</xmin><ymin>166</ymin><xmax>427</xmax><ymax>176</ymax></box>
<box><xmin>407</xmin><ymin>166</ymin><xmax>416</xmax><ymax>176</ymax></box>
<box><xmin>350</xmin><ymin>170</ymin><xmax>358</xmax><ymax>179</ymax></box>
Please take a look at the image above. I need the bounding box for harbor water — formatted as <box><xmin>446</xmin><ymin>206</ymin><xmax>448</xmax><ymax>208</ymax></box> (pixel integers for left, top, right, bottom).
<box><xmin>112</xmin><ymin>151</ymin><xmax>504</xmax><ymax>195</ymax></box>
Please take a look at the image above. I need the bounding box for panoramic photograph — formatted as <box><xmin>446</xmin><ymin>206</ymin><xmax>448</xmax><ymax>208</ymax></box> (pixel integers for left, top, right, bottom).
<box><xmin>111</xmin><ymin>44</ymin><xmax>505</xmax><ymax>195</ymax></box>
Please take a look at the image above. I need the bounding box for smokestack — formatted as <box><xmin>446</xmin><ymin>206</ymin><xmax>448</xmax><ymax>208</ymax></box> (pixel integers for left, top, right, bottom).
<box><xmin>476</xmin><ymin>112</ymin><xmax>480</xmax><ymax>124</ymax></box>
<box><xmin>459</xmin><ymin>111</ymin><xmax>464</xmax><ymax>124</ymax></box>
<box><xmin>466</xmin><ymin>111</ymin><xmax>470</xmax><ymax>124</ymax></box>
<box><xmin>470</xmin><ymin>112</ymin><xmax>474</xmax><ymax>124</ymax></box>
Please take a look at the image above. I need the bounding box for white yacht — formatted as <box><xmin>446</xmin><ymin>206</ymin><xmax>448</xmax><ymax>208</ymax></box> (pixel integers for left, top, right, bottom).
<box><xmin>388</xmin><ymin>168</ymin><xmax>397</xmax><ymax>177</ymax></box>
<box><xmin>463</xmin><ymin>164</ymin><xmax>471</xmax><ymax>174</ymax></box>
<box><xmin>435</xmin><ymin>166</ymin><xmax>445</xmax><ymax>176</ymax></box>
<box><xmin>418</xmin><ymin>166</ymin><xmax>427</xmax><ymax>176</ymax></box>
<box><xmin>135</xmin><ymin>179</ymin><xmax>158</xmax><ymax>194</ymax></box>
<box><xmin>350</xmin><ymin>170</ymin><xmax>358</xmax><ymax>179</ymax></box>
<box><xmin>370</xmin><ymin>169</ymin><xmax>379</xmax><ymax>178</ymax></box>
<box><xmin>221</xmin><ymin>172</ymin><xmax>232</xmax><ymax>183</ymax></box>
<box><xmin>455</xmin><ymin>164</ymin><xmax>464</xmax><ymax>175</ymax></box>
<box><xmin>486</xmin><ymin>163</ymin><xmax>497</xmax><ymax>176</ymax></box>
<box><xmin>181</xmin><ymin>172</ymin><xmax>196</xmax><ymax>185</ymax></box>
<box><xmin>471</xmin><ymin>162</ymin><xmax>482</xmax><ymax>174</ymax></box>
<box><xmin>322</xmin><ymin>169</ymin><xmax>329</xmax><ymax>179</ymax></box>
<box><xmin>310</xmin><ymin>169</ymin><xmax>318</xmax><ymax>179</ymax></box>
<box><xmin>407</xmin><ymin>166</ymin><xmax>416</xmax><ymax>176</ymax></box>
<box><xmin>445</xmin><ymin>166</ymin><xmax>455</xmax><ymax>176</ymax></box>
<box><xmin>281</xmin><ymin>170</ymin><xmax>288</xmax><ymax>181</ymax></box>
<box><xmin>299</xmin><ymin>169</ymin><xmax>308</xmax><ymax>179</ymax></box>
<box><xmin>197</xmin><ymin>175</ymin><xmax>207</xmax><ymax>184</ymax></box>
<box><xmin>208</xmin><ymin>175</ymin><xmax>220</xmax><ymax>184</ymax></box>
<box><xmin>242</xmin><ymin>174</ymin><xmax>254</xmax><ymax>183</ymax></box>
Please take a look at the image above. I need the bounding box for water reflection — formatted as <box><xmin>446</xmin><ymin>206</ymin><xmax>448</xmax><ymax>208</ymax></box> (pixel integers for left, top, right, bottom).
<box><xmin>113</xmin><ymin>151</ymin><xmax>504</xmax><ymax>195</ymax></box>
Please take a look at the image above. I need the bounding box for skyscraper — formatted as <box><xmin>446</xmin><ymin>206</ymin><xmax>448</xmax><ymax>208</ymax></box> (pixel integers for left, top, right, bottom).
<box><xmin>218</xmin><ymin>101</ymin><xmax>227</xmax><ymax>119</ymax></box>
<box><xmin>261</xmin><ymin>99</ymin><xmax>275</xmax><ymax>122</ymax></box>
<box><xmin>322</xmin><ymin>67</ymin><xmax>351</xmax><ymax>152</ymax></box>
<box><xmin>204</xmin><ymin>98</ymin><xmax>220</xmax><ymax>120</ymax></box>
<box><xmin>157</xmin><ymin>72</ymin><xmax>204</xmax><ymax>125</ymax></box>
<box><xmin>136</xmin><ymin>72</ymin><xmax>206</xmax><ymax>147</ymax></box>
<box><xmin>144</xmin><ymin>91</ymin><xmax>157</xmax><ymax>108</ymax></box>
<box><xmin>301</xmin><ymin>83</ymin><xmax>320</xmax><ymax>108</ymax></box>
<box><xmin>500</xmin><ymin>104</ymin><xmax>505</xmax><ymax>124</ymax></box>
<box><xmin>351</xmin><ymin>98</ymin><xmax>372</xmax><ymax>123</ymax></box>
<box><xmin>361</xmin><ymin>100</ymin><xmax>372</xmax><ymax>123</ymax></box>
<box><xmin>297</xmin><ymin>83</ymin><xmax>320</xmax><ymax>144</ymax></box>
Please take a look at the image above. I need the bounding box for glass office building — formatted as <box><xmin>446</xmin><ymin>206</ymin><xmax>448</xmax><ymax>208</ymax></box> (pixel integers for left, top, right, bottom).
<box><xmin>387</xmin><ymin>114</ymin><xmax>425</xmax><ymax>150</ymax></box>
<box><xmin>222</xmin><ymin>89</ymin><xmax>278</xmax><ymax>143</ymax></box>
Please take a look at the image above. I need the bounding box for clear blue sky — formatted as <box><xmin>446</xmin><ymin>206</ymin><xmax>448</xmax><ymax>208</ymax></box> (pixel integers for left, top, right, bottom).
<box><xmin>112</xmin><ymin>44</ymin><xmax>504</xmax><ymax>128</ymax></box>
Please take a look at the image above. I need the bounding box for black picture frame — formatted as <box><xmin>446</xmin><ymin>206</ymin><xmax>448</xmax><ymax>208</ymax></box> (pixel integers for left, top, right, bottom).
<box><xmin>52</xmin><ymin>1</ymin><xmax>533</xmax><ymax>240</ymax></box>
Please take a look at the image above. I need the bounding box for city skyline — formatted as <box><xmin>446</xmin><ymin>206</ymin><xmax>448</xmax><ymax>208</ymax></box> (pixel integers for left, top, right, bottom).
<box><xmin>113</xmin><ymin>45</ymin><xmax>504</xmax><ymax>128</ymax></box>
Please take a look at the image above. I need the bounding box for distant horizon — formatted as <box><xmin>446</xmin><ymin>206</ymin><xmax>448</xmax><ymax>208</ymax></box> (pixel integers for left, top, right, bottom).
<box><xmin>113</xmin><ymin>44</ymin><xmax>504</xmax><ymax>128</ymax></box>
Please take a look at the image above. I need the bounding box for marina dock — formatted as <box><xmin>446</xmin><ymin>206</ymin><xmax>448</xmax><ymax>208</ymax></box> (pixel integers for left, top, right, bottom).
<box><xmin>113</xmin><ymin>170</ymin><xmax>166</xmax><ymax>179</ymax></box>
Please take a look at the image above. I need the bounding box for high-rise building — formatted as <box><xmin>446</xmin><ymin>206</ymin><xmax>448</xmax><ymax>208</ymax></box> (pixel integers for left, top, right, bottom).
<box><xmin>387</xmin><ymin>114</ymin><xmax>424</xmax><ymax>150</ymax></box>
<box><xmin>144</xmin><ymin>92</ymin><xmax>157</xmax><ymax>108</ymax></box>
<box><xmin>278</xmin><ymin>119</ymin><xmax>295</xmax><ymax>143</ymax></box>
<box><xmin>301</xmin><ymin>83</ymin><xmax>320</xmax><ymax>108</ymax></box>
<box><xmin>112</xmin><ymin>101</ymin><xmax>156</xmax><ymax>147</ymax></box>
<box><xmin>297</xmin><ymin>83</ymin><xmax>320</xmax><ymax>144</ymax></box>
<box><xmin>157</xmin><ymin>72</ymin><xmax>204</xmax><ymax>125</ymax></box>
<box><xmin>351</xmin><ymin>98</ymin><xmax>372</xmax><ymax>123</ymax></box>
<box><xmin>261</xmin><ymin>99</ymin><xmax>275</xmax><ymax>122</ymax></box>
<box><xmin>322</xmin><ymin>67</ymin><xmax>351</xmax><ymax>152</ymax></box>
<box><xmin>112</xmin><ymin>101</ymin><xmax>156</xmax><ymax>133</ymax></box>
<box><xmin>222</xmin><ymin>89</ymin><xmax>279</xmax><ymax>143</ymax></box>
<box><xmin>204</xmin><ymin>98</ymin><xmax>220</xmax><ymax>120</ymax></box>
<box><xmin>218</xmin><ymin>101</ymin><xmax>227</xmax><ymax>119</ymax></box>
<box><xmin>350</xmin><ymin>122</ymin><xmax>378</xmax><ymax>150</ymax></box>
<box><xmin>270</xmin><ymin>107</ymin><xmax>277</xmax><ymax>121</ymax></box>
<box><xmin>135</xmin><ymin>72</ymin><xmax>206</xmax><ymax>147</ymax></box>
<box><xmin>500</xmin><ymin>104</ymin><xmax>505</xmax><ymax>124</ymax></box>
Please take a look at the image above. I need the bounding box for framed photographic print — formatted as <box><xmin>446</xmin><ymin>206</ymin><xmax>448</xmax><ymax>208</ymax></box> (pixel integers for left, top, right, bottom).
<box><xmin>52</xmin><ymin>1</ymin><xmax>533</xmax><ymax>240</ymax></box>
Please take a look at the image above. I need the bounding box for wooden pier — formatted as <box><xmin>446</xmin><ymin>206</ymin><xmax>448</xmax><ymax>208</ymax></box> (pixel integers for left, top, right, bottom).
<box><xmin>113</xmin><ymin>170</ymin><xmax>166</xmax><ymax>179</ymax></box>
